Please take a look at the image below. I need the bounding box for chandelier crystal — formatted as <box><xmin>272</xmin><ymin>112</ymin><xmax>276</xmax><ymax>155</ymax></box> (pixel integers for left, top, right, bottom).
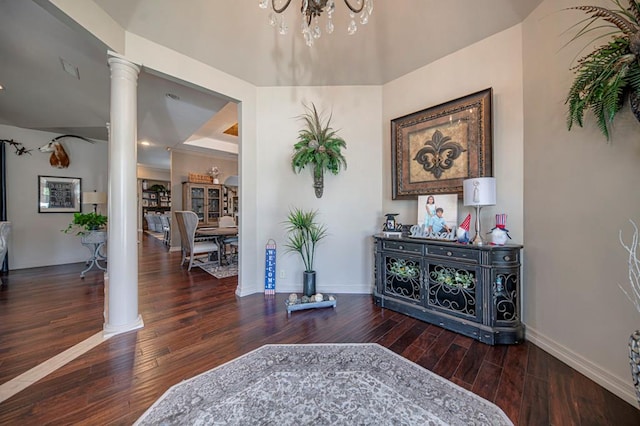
<box><xmin>259</xmin><ymin>0</ymin><xmax>374</xmax><ymax>47</ymax></box>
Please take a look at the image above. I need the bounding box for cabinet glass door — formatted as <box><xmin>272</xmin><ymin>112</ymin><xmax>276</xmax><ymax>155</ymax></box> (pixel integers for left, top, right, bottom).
<box><xmin>426</xmin><ymin>263</ymin><xmax>480</xmax><ymax>321</ymax></box>
<box><xmin>382</xmin><ymin>254</ymin><xmax>422</xmax><ymax>304</ymax></box>
<box><xmin>190</xmin><ymin>187</ymin><xmax>205</xmax><ymax>221</ymax></box>
<box><xmin>207</xmin><ymin>187</ymin><xmax>220</xmax><ymax>224</ymax></box>
<box><xmin>492</xmin><ymin>269</ymin><xmax>519</xmax><ymax>325</ymax></box>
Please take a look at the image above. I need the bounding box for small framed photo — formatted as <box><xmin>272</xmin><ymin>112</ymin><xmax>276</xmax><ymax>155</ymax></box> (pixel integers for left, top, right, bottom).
<box><xmin>149</xmin><ymin>193</ymin><xmax>157</xmax><ymax>199</ymax></box>
<box><xmin>38</xmin><ymin>176</ymin><xmax>81</xmax><ymax>213</ymax></box>
<box><xmin>160</xmin><ymin>196</ymin><xmax>168</xmax><ymax>202</ymax></box>
<box><xmin>142</xmin><ymin>199</ymin><xmax>149</xmax><ymax>207</ymax></box>
<box><xmin>417</xmin><ymin>194</ymin><xmax>458</xmax><ymax>232</ymax></box>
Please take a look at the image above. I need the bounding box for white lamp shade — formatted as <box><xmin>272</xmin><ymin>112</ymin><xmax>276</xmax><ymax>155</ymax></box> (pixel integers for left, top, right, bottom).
<box><xmin>83</xmin><ymin>191</ymin><xmax>107</xmax><ymax>205</ymax></box>
<box><xmin>463</xmin><ymin>177</ymin><xmax>496</xmax><ymax>206</ymax></box>
<box><xmin>224</xmin><ymin>175</ymin><xmax>239</xmax><ymax>188</ymax></box>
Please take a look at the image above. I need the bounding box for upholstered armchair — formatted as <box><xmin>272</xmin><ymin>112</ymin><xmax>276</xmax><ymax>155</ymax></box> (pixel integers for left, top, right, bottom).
<box><xmin>174</xmin><ymin>211</ymin><xmax>219</xmax><ymax>271</ymax></box>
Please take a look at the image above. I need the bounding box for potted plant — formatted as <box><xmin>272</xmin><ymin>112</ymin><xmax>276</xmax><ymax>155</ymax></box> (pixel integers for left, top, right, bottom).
<box><xmin>291</xmin><ymin>103</ymin><xmax>347</xmax><ymax>198</ymax></box>
<box><xmin>565</xmin><ymin>0</ymin><xmax>640</xmax><ymax>140</ymax></box>
<box><xmin>63</xmin><ymin>212</ymin><xmax>108</xmax><ymax>235</ymax></box>
<box><xmin>284</xmin><ymin>207</ymin><xmax>327</xmax><ymax>296</ymax></box>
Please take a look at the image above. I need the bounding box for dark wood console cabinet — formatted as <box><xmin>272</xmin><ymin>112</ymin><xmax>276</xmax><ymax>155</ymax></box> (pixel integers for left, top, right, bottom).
<box><xmin>373</xmin><ymin>235</ymin><xmax>524</xmax><ymax>345</ymax></box>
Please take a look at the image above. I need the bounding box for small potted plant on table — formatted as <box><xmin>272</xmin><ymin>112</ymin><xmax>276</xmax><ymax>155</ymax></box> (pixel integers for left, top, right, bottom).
<box><xmin>64</xmin><ymin>212</ymin><xmax>108</xmax><ymax>235</ymax></box>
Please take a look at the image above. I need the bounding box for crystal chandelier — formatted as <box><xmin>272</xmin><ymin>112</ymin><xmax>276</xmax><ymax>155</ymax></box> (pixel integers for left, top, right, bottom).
<box><xmin>258</xmin><ymin>0</ymin><xmax>374</xmax><ymax>47</ymax></box>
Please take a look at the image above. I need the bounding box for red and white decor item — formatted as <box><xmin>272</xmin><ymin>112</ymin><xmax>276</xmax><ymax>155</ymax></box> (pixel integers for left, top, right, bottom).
<box><xmin>457</xmin><ymin>214</ymin><xmax>471</xmax><ymax>244</ymax></box>
<box><xmin>489</xmin><ymin>213</ymin><xmax>511</xmax><ymax>245</ymax></box>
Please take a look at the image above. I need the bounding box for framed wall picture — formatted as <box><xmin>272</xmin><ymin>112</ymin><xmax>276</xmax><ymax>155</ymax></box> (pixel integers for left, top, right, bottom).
<box><xmin>417</xmin><ymin>194</ymin><xmax>458</xmax><ymax>232</ymax></box>
<box><xmin>391</xmin><ymin>88</ymin><xmax>493</xmax><ymax>199</ymax></box>
<box><xmin>38</xmin><ymin>175</ymin><xmax>81</xmax><ymax>213</ymax></box>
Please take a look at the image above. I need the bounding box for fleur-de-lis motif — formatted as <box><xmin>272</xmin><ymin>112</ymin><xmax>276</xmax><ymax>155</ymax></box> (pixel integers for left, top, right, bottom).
<box><xmin>413</xmin><ymin>130</ymin><xmax>465</xmax><ymax>179</ymax></box>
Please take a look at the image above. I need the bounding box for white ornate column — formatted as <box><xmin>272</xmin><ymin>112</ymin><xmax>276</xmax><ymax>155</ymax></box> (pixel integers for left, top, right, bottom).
<box><xmin>104</xmin><ymin>52</ymin><xmax>143</xmax><ymax>336</ymax></box>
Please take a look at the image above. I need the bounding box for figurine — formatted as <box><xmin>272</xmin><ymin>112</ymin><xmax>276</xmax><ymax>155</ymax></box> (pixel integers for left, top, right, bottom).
<box><xmin>457</xmin><ymin>214</ymin><xmax>471</xmax><ymax>244</ymax></box>
<box><xmin>489</xmin><ymin>213</ymin><xmax>511</xmax><ymax>245</ymax></box>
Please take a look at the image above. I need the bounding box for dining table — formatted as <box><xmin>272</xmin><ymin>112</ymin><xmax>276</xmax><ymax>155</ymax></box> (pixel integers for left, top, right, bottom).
<box><xmin>195</xmin><ymin>226</ymin><xmax>238</xmax><ymax>264</ymax></box>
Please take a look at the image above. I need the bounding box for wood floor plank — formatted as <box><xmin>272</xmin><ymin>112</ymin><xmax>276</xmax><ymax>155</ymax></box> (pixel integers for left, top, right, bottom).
<box><xmin>453</xmin><ymin>339</ymin><xmax>490</xmax><ymax>384</ymax></box>
<box><xmin>519</xmin><ymin>374</ymin><xmax>549</xmax><ymax>426</ymax></box>
<box><xmin>0</xmin><ymin>233</ymin><xmax>638</xmax><ymax>425</ymax></box>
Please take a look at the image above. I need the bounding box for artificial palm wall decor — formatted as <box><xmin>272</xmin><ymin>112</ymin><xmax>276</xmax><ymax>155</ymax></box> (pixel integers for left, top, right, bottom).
<box><xmin>291</xmin><ymin>103</ymin><xmax>347</xmax><ymax>198</ymax></box>
<box><xmin>565</xmin><ymin>0</ymin><xmax>640</xmax><ymax>140</ymax></box>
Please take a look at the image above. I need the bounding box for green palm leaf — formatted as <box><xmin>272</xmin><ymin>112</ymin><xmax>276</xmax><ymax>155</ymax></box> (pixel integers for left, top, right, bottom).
<box><xmin>283</xmin><ymin>208</ymin><xmax>327</xmax><ymax>272</ymax></box>
<box><xmin>565</xmin><ymin>1</ymin><xmax>640</xmax><ymax>140</ymax></box>
<box><xmin>291</xmin><ymin>103</ymin><xmax>347</xmax><ymax>175</ymax></box>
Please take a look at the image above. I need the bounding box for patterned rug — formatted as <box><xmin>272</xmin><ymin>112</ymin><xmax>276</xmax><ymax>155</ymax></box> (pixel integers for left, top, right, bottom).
<box><xmin>134</xmin><ymin>344</ymin><xmax>512</xmax><ymax>425</ymax></box>
<box><xmin>198</xmin><ymin>262</ymin><xmax>238</xmax><ymax>279</ymax></box>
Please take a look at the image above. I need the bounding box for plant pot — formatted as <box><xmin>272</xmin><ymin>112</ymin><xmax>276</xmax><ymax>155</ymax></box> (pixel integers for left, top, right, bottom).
<box><xmin>313</xmin><ymin>166</ymin><xmax>323</xmax><ymax>198</ymax></box>
<box><xmin>303</xmin><ymin>270</ymin><xmax>316</xmax><ymax>297</ymax></box>
<box><xmin>629</xmin><ymin>330</ymin><xmax>640</xmax><ymax>407</ymax></box>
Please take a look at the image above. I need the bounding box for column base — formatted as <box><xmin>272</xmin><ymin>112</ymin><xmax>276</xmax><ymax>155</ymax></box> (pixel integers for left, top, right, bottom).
<box><xmin>103</xmin><ymin>314</ymin><xmax>144</xmax><ymax>338</ymax></box>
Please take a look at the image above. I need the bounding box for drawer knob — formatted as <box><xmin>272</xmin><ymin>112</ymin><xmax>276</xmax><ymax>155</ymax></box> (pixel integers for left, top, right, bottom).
<box><xmin>447</xmin><ymin>251</ymin><xmax>452</xmax><ymax>256</ymax></box>
<box><xmin>398</xmin><ymin>245</ymin><xmax>404</xmax><ymax>250</ymax></box>
<box><xmin>504</xmin><ymin>255</ymin><xmax>511</xmax><ymax>261</ymax></box>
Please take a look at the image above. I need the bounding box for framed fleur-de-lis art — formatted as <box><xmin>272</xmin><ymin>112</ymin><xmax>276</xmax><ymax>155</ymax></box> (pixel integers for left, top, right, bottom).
<box><xmin>391</xmin><ymin>88</ymin><xmax>493</xmax><ymax>199</ymax></box>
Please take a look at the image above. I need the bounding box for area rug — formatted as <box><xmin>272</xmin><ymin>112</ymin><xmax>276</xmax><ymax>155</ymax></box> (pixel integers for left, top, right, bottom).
<box><xmin>198</xmin><ymin>262</ymin><xmax>238</xmax><ymax>279</ymax></box>
<box><xmin>134</xmin><ymin>343</ymin><xmax>513</xmax><ymax>425</ymax></box>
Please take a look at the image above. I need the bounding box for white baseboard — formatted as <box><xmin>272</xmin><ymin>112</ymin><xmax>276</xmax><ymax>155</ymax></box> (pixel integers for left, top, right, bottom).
<box><xmin>525</xmin><ymin>325</ymin><xmax>638</xmax><ymax>407</ymax></box>
<box><xmin>235</xmin><ymin>283</ymin><xmax>373</xmax><ymax>297</ymax></box>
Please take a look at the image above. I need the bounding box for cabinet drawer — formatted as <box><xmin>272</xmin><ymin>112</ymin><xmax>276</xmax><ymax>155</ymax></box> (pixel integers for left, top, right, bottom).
<box><xmin>382</xmin><ymin>240</ymin><xmax>423</xmax><ymax>255</ymax></box>
<box><xmin>427</xmin><ymin>246</ymin><xmax>479</xmax><ymax>263</ymax></box>
<box><xmin>491</xmin><ymin>250</ymin><xmax>519</xmax><ymax>265</ymax></box>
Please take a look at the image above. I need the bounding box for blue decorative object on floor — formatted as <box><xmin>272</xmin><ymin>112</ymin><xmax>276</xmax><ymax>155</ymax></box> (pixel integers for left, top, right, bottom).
<box><xmin>264</xmin><ymin>239</ymin><xmax>276</xmax><ymax>295</ymax></box>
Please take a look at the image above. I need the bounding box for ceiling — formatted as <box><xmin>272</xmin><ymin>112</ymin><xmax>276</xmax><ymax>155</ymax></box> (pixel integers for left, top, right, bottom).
<box><xmin>0</xmin><ymin>0</ymin><xmax>543</xmax><ymax>169</ymax></box>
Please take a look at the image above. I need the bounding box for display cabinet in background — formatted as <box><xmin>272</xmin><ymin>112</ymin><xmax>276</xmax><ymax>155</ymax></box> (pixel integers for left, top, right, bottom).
<box><xmin>182</xmin><ymin>182</ymin><xmax>222</xmax><ymax>226</ymax></box>
<box><xmin>140</xmin><ymin>180</ymin><xmax>171</xmax><ymax>230</ymax></box>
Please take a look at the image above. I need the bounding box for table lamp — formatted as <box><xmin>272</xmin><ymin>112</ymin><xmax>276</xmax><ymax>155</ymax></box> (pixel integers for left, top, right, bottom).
<box><xmin>83</xmin><ymin>190</ymin><xmax>107</xmax><ymax>214</ymax></box>
<box><xmin>224</xmin><ymin>175</ymin><xmax>239</xmax><ymax>188</ymax></box>
<box><xmin>463</xmin><ymin>177</ymin><xmax>496</xmax><ymax>246</ymax></box>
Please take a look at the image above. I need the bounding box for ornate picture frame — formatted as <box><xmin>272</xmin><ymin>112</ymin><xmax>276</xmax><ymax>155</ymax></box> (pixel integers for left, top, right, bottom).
<box><xmin>391</xmin><ymin>88</ymin><xmax>493</xmax><ymax>199</ymax></box>
<box><xmin>38</xmin><ymin>175</ymin><xmax>81</xmax><ymax>213</ymax></box>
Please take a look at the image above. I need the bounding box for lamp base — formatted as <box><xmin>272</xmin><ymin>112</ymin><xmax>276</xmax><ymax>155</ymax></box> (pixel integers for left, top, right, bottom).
<box><xmin>471</xmin><ymin>205</ymin><xmax>486</xmax><ymax>246</ymax></box>
<box><xmin>470</xmin><ymin>233</ymin><xmax>485</xmax><ymax>246</ymax></box>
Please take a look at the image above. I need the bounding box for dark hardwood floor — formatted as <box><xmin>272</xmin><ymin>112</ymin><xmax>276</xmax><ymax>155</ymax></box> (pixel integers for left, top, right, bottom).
<box><xmin>1</xmin><ymin>234</ymin><xmax>639</xmax><ymax>425</ymax></box>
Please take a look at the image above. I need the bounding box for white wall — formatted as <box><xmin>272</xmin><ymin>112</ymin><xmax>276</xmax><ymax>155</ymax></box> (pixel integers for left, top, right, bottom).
<box><xmin>1</xmin><ymin>124</ymin><xmax>108</xmax><ymax>269</ymax></box>
<box><xmin>137</xmin><ymin>165</ymin><xmax>169</xmax><ymax>182</ymax></box>
<box><xmin>255</xmin><ymin>86</ymin><xmax>383</xmax><ymax>294</ymax></box>
<box><xmin>382</xmin><ymin>25</ymin><xmax>524</xmax><ymax>243</ymax></box>
<box><xmin>523</xmin><ymin>0</ymin><xmax>640</xmax><ymax>406</ymax></box>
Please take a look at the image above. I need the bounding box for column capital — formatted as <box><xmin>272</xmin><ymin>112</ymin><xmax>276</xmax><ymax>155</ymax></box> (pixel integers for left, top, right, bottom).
<box><xmin>107</xmin><ymin>51</ymin><xmax>141</xmax><ymax>75</ymax></box>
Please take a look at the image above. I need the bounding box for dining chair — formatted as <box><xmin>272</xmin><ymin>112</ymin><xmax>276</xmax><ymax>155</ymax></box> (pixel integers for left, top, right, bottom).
<box><xmin>160</xmin><ymin>215</ymin><xmax>171</xmax><ymax>245</ymax></box>
<box><xmin>174</xmin><ymin>211</ymin><xmax>220</xmax><ymax>271</ymax></box>
<box><xmin>218</xmin><ymin>215</ymin><xmax>238</xmax><ymax>264</ymax></box>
